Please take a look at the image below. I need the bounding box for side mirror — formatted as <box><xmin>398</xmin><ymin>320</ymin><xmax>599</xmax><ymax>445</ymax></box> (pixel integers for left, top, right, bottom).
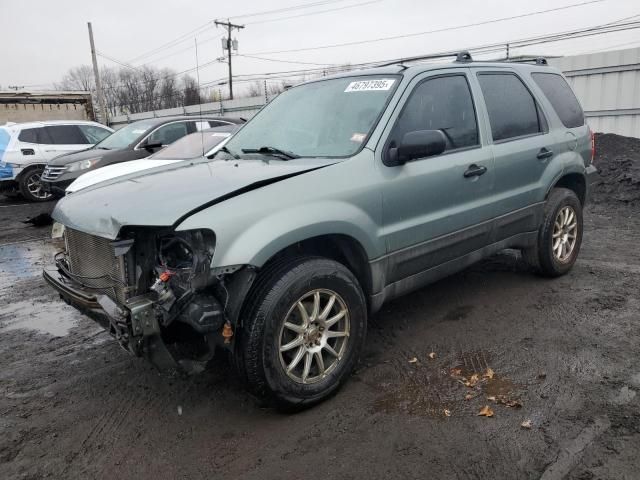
<box><xmin>386</xmin><ymin>130</ymin><xmax>447</xmax><ymax>166</ymax></box>
<box><xmin>143</xmin><ymin>141</ymin><xmax>163</xmax><ymax>152</ymax></box>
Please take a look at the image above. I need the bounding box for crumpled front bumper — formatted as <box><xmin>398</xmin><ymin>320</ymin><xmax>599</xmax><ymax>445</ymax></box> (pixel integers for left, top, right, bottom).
<box><xmin>43</xmin><ymin>266</ymin><xmax>180</xmax><ymax>371</ymax></box>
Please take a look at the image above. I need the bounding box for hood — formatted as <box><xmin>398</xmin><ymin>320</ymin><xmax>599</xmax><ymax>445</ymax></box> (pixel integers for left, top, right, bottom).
<box><xmin>66</xmin><ymin>158</ymin><xmax>178</xmax><ymax>194</ymax></box>
<box><xmin>53</xmin><ymin>157</ymin><xmax>336</xmax><ymax>239</ymax></box>
<box><xmin>48</xmin><ymin>147</ymin><xmax>110</xmax><ymax>165</ymax></box>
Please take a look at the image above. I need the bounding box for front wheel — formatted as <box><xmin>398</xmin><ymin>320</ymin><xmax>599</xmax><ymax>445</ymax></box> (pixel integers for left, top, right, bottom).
<box><xmin>236</xmin><ymin>256</ymin><xmax>367</xmax><ymax>408</ymax></box>
<box><xmin>19</xmin><ymin>167</ymin><xmax>52</xmax><ymax>202</ymax></box>
<box><xmin>524</xmin><ymin>188</ymin><xmax>583</xmax><ymax>277</ymax></box>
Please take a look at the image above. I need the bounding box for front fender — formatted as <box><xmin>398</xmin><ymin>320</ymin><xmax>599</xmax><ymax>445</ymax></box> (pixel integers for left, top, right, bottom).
<box><xmin>180</xmin><ymin>199</ymin><xmax>381</xmax><ymax>268</ymax></box>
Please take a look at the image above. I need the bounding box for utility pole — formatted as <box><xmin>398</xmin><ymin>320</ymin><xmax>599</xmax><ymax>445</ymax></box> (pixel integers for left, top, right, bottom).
<box><xmin>87</xmin><ymin>22</ymin><xmax>107</xmax><ymax>124</ymax></box>
<box><xmin>214</xmin><ymin>19</ymin><xmax>244</xmax><ymax>100</ymax></box>
<box><xmin>506</xmin><ymin>43</ymin><xmax>510</xmax><ymax>60</ymax></box>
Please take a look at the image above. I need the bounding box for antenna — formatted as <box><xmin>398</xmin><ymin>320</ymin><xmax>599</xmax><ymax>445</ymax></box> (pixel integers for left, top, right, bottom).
<box><xmin>194</xmin><ymin>38</ymin><xmax>205</xmax><ymax>157</ymax></box>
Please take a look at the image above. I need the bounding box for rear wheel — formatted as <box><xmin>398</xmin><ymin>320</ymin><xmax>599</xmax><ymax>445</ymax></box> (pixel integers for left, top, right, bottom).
<box><xmin>235</xmin><ymin>256</ymin><xmax>367</xmax><ymax>408</ymax></box>
<box><xmin>524</xmin><ymin>188</ymin><xmax>583</xmax><ymax>277</ymax></box>
<box><xmin>19</xmin><ymin>167</ymin><xmax>52</xmax><ymax>202</ymax></box>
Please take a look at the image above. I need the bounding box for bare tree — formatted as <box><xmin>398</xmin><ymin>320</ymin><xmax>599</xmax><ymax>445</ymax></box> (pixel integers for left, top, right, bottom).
<box><xmin>182</xmin><ymin>75</ymin><xmax>200</xmax><ymax>106</ymax></box>
<box><xmin>55</xmin><ymin>65</ymin><xmax>95</xmax><ymax>91</ymax></box>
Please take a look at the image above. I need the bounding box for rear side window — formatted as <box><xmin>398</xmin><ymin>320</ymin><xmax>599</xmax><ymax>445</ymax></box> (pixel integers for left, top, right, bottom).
<box><xmin>18</xmin><ymin>128</ymin><xmax>51</xmax><ymax>144</ymax></box>
<box><xmin>478</xmin><ymin>73</ymin><xmax>544</xmax><ymax>142</ymax></box>
<box><xmin>46</xmin><ymin>125</ymin><xmax>89</xmax><ymax>145</ymax></box>
<box><xmin>208</xmin><ymin>120</ymin><xmax>231</xmax><ymax>127</ymax></box>
<box><xmin>532</xmin><ymin>73</ymin><xmax>584</xmax><ymax>128</ymax></box>
<box><xmin>78</xmin><ymin>125</ymin><xmax>111</xmax><ymax>144</ymax></box>
<box><xmin>390</xmin><ymin>74</ymin><xmax>479</xmax><ymax>153</ymax></box>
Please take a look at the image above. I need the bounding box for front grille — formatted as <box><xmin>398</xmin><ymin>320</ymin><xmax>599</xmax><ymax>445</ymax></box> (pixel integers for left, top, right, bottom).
<box><xmin>64</xmin><ymin>228</ymin><xmax>128</xmax><ymax>304</ymax></box>
<box><xmin>42</xmin><ymin>166</ymin><xmax>67</xmax><ymax>181</ymax></box>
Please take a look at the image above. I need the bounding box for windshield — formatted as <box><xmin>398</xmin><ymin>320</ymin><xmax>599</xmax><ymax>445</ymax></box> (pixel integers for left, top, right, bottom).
<box><xmin>95</xmin><ymin>119</ymin><xmax>157</xmax><ymax>150</ymax></box>
<box><xmin>224</xmin><ymin>75</ymin><xmax>399</xmax><ymax>158</ymax></box>
<box><xmin>152</xmin><ymin>130</ymin><xmax>232</xmax><ymax>160</ymax></box>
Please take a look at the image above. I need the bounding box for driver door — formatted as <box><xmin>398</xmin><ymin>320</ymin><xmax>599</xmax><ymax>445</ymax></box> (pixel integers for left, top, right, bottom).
<box><xmin>378</xmin><ymin>70</ymin><xmax>495</xmax><ymax>283</ymax></box>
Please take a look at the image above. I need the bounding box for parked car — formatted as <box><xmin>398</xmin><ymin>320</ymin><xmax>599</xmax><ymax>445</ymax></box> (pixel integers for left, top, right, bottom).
<box><xmin>0</xmin><ymin>120</ymin><xmax>113</xmax><ymax>201</ymax></box>
<box><xmin>66</xmin><ymin>124</ymin><xmax>241</xmax><ymax>194</ymax></box>
<box><xmin>41</xmin><ymin>116</ymin><xmax>243</xmax><ymax>196</ymax></box>
<box><xmin>45</xmin><ymin>55</ymin><xmax>597</xmax><ymax>408</ymax></box>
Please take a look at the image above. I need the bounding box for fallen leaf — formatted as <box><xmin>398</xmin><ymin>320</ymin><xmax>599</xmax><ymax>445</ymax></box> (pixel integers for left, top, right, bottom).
<box><xmin>537</xmin><ymin>373</ymin><xmax>547</xmax><ymax>380</ymax></box>
<box><xmin>428</xmin><ymin>352</ymin><xmax>436</xmax><ymax>360</ymax></box>
<box><xmin>477</xmin><ymin>405</ymin><xmax>494</xmax><ymax>417</ymax></box>
<box><xmin>444</xmin><ymin>409</ymin><xmax>451</xmax><ymax>417</ymax></box>
<box><xmin>408</xmin><ymin>357</ymin><xmax>418</xmax><ymax>364</ymax></box>
<box><xmin>487</xmin><ymin>396</ymin><xmax>497</xmax><ymax>402</ymax></box>
<box><xmin>465</xmin><ymin>394</ymin><xmax>474</xmax><ymax>401</ymax></box>
<box><xmin>521</xmin><ymin>419</ymin><xmax>532</xmax><ymax>429</ymax></box>
<box><xmin>450</xmin><ymin>368</ymin><xmax>462</xmax><ymax>377</ymax></box>
<box><xmin>504</xmin><ymin>399</ymin><xmax>523</xmax><ymax>409</ymax></box>
<box><xmin>465</xmin><ymin>373</ymin><xmax>480</xmax><ymax>387</ymax></box>
<box><xmin>483</xmin><ymin>368</ymin><xmax>495</xmax><ymax>380</ymax></box>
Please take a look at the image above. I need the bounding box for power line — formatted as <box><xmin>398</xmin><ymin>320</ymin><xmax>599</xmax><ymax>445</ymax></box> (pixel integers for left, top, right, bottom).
<box><xmin>245</xmin><ymin>0</ymin><xmax>382</xmax><ymax>25</ymax></box>
<box><xmin>237</xmin><ymin>54</ymin><xmax>338</xmax><ymax>66</ymax></box>
<box><xmin>229</xmin><ymin>0</ymin><xmax>351</xmax><ymax>20</ymax></box>
<box><xmin>245</xmin><ymin>0</ymin><xmax>606</xmax><ymax>55</ymax></box>
<box><xmin>126</xmin><ymin>21</ymin><xmax>214</xmax><ymax>64</ymax></box>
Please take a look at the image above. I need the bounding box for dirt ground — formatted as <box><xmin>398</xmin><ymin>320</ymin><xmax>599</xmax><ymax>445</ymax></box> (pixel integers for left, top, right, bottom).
<box><xmin>1</xmin><ymin>135</ymin><xmax>640</xmax><ymax>479</ymax></box>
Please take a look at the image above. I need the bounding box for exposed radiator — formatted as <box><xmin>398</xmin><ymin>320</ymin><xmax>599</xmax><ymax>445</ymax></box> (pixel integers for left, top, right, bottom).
<box><xmin>64</xmin><ymin>228</ymin><xmax>128</xmax><ymax>304</ymax></box>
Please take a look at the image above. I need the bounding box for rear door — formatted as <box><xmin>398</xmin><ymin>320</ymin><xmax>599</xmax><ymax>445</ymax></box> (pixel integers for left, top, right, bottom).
<box><xmin>472</xmin><ymin>68</ymin><xmax>557</xmax><ymax>239</ymax></box>
<box><xmin>42</xmin><ymin>125</ymin><xmax>92</xmax><ymax>160</ymax></box>
<box><xmin>15</xmin><ymin>127</ymin><xmax>47</xmax><ymax>162</ymax></box>
<box><xmin>379</xmin><ymin>70</ymin><xmax>495</xmax><ymax>283</ymax></box>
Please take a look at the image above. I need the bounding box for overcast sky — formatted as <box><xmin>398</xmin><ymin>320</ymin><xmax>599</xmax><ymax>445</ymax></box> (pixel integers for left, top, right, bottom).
<box><xmin>1</xmin><ymin>0</ymin><xmax>639</xmax><ymax>94</ymax></box>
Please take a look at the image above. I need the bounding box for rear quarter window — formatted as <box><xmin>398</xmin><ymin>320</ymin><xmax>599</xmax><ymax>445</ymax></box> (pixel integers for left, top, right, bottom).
<box><xmin>532</xmin><ymin>73</ymin><xmax>584</xmax><ymax>128</ymax></box>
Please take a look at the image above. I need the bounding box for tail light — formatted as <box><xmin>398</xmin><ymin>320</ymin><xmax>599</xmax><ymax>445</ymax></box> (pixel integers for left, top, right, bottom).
<box><xmin>590</xmin><ymin>129</ymin><xmax>595</xmax><ymax>164</ymax></box>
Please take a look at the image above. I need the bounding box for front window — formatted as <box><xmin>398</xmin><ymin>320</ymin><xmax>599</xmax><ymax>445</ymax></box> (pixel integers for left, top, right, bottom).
<box><xmin>224</xmin><ymin>75</ymin><xmax>400</xmax><ymax>158</ymax></box>
<box><xmin>95</xmin><ymin>119</ymin><xmax>157</xmax><ymax>150</ymax></box>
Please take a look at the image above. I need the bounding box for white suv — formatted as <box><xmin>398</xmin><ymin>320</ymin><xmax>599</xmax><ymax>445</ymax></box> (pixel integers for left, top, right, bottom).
<box><xmin>0</xmin><ymin>120</ymin><xmax>113</xmax><ymax>201</ymax></box>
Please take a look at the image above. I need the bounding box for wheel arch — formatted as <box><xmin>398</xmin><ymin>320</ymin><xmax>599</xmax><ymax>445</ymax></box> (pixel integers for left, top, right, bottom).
<box><xmin>548</xmin><ymin>172</ymin><xmax>586</xmax><ymax>205</ymax></box>
<box><xmin>258</xmin><ymin>233</ymin><xmax>373</xmax><ymax>299</ymax></box>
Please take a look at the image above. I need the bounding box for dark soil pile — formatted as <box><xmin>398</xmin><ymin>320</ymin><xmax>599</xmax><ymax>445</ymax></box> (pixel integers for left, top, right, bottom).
<box><xmin>593</xmin><ymin>133</ymin><xmax>640</xmax><ymax>205</ymax></box>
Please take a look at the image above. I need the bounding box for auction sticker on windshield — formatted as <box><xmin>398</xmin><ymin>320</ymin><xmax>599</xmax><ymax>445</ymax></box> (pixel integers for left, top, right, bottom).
<box><xmin>344</xmin><ymin>79</ymin><xmax>395</xmax><ymax>92</ymax></box>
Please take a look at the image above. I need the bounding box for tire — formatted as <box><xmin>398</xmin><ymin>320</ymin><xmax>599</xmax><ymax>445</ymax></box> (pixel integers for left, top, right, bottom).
<box><xmin>524</xmin><ymin>188</ymin><xmax>583</xmax><ymax>277</ymax></box>
<box><xmin>19</xmin><ymin>167</ymin><xmax>53</xmax><ymax>202</ymax></box>
<box><xmin>235</xmin><ymin>256</ymin><xmax>367</xmax><ymax>409</ymax></box>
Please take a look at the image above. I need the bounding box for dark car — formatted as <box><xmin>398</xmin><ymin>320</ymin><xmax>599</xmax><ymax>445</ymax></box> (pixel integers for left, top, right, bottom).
<box><xmin>41</xmin><ymin>116</ymin><xmax>244</xmax><ymax>195</ymax></box>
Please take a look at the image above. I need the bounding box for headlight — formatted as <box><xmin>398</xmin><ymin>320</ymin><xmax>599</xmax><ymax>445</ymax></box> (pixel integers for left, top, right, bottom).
<box><xmin>67</xmin><ymin>157</ymin><xmax>101</xmax><ymax>172</ymax></box>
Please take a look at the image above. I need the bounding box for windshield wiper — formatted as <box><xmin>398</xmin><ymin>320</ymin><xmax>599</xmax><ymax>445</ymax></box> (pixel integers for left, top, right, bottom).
<box><xmin>212</xmin><ymin>145</ymin><xmax>240</xmax><ymax>159</ymax></box>
<box><xmin>241</xmin><ymin>146</ymin><xmax>300</xmax><ymax>159</ymax></box>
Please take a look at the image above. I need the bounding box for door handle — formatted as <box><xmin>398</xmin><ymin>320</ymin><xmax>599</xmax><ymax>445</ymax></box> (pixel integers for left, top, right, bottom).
<box><xmin>537</xmin><ymin>147</ymin><xmax>553</xmax><ymax>160</ymax></box>
<box><xmin>21</xmin><ymin>148</ymin><xmax>35</xmax><ymax>156</ymax></box>
<box><xmin>463</xmin><ymin>164</ymin><xmax>487</xmax><ymax>178</ymax></box>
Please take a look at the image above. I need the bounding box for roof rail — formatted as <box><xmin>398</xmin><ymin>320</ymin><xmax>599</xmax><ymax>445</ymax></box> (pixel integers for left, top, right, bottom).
<box><xmin>506</xmin><ymin>57</ymin><xmax>548</xmax><ymax>66</ymax></box>
<box><xmin>378</xmin><ymin>51</ymin><xmax>473</xmax><ymax>68</ymax></box>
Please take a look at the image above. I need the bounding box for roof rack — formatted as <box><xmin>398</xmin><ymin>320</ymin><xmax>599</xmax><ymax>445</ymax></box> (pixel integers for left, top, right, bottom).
<box><xmin>505</xmin><ymin>57</ymin><xmax>548</xmax><ymax>65</ymax></box>
<box><xmin>378</xmin><ymin>51</ymin><xmax>473</xmax><ymax>68</ymax></box>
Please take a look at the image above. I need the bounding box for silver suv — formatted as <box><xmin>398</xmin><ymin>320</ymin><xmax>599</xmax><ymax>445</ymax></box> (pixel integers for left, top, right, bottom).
<box><xmin>45</xmin><ymin>54</ymin><xmax>597</xmax><ymax>407</ymax></box>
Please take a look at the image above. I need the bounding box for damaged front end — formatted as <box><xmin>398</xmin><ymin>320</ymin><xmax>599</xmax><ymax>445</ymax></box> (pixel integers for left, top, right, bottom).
<box><xmin>44</xmin><ymin>226</ymin><xmax>254</xmax><ymax>374</ymax></box>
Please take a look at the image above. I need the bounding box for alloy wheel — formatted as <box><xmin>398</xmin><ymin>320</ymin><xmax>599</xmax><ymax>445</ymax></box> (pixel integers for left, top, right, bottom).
<box><xmin>278</xmin><ymin>289</ymin><xmax>350</xmax><ymax>384</ymax></box>
<box><xmin>552</xmin><ymin>206</ymin><xmax>578</xmax><ymax>262</ymax></box>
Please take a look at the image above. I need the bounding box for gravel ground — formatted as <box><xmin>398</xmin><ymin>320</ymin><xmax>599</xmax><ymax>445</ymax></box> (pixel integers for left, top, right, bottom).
<box><xmin>1</xmin><ymin>135</ymin><xmax>639</xmax><ymax>479</ymax></box>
